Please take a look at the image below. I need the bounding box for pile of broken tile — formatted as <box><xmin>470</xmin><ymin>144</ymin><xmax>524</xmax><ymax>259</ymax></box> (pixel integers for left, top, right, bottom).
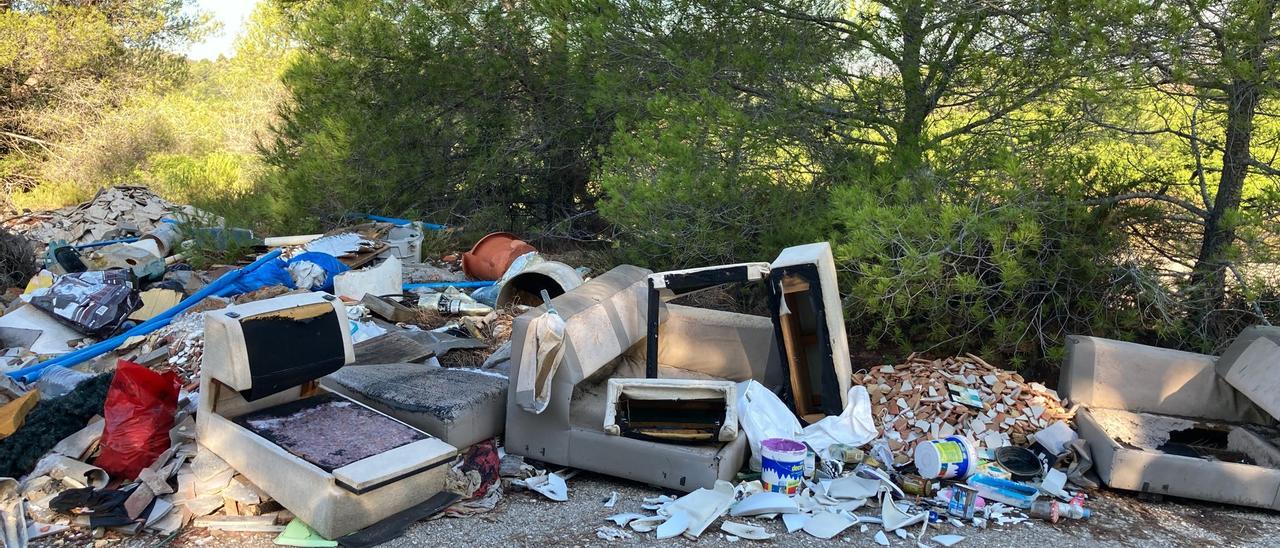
<box><xmin>2</xmin><ymin>186</ymin><xmax>200</xmax><ymax>247</ymax></box>
<box><xmin>858</xmin><ymin>354</ymin><xmax>1075</xmax><ymax>458</ymax></box>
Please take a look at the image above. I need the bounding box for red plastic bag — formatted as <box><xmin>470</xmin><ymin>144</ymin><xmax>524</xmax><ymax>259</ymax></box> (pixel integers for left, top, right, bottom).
<box><xmin>95</xmin><ymin>360</ymin><xmax>180</xmax><ymax>480</ymax></box>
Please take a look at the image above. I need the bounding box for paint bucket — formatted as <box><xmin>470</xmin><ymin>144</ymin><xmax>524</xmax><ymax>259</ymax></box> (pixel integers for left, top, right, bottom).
<box><xmin>914</xmin><ymin>436</ymin><xmax>978</xmax><ymax>479</ymax></box>
<box><xmin>761</xmin><ymin>438</ymin><xmax>806</xmax><ymax>495</ymax></box>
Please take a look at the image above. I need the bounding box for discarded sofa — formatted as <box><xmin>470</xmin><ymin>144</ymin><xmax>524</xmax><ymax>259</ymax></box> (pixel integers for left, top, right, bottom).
<box><xmin>1060</xmin><ymin>327</ymin><xmax>1280</xmax><ymax>510</ymax></box>
<box><xmin>196</xmin><ymin>292</ymin><xmax>457</xmax><ymax>539</ymax></box>
<box><xmin>505</xmin><ymin>265</ymin><xmax>779</xmax><ymax>491</ymax></box>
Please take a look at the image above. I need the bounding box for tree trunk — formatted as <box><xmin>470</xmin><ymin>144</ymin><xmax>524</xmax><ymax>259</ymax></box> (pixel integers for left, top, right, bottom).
<box><xmin>1189</xmin><ymin>80</ymin><xmax>1257</xmax><ymax>311</ymax></box>
<box><xmin>894</xmin><ymin>0</ymin><xmax>927</xmax><ymax>179</ymax></box>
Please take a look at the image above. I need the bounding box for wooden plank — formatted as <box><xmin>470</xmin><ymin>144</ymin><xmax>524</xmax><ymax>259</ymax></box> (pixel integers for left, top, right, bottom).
<box><xmin>360</xmin><ymin>293</ymin><xmax>416</xmax><ymax>322</ymax></box>
<box><xmin>351</xmin><ymin>331</ymin><xmax>434</xmax><ymax>366</ymax></box>
<box><xmin>779</xmin><ymin>293</ymin><xmax>813</xmax><ymax>418</ymax></box>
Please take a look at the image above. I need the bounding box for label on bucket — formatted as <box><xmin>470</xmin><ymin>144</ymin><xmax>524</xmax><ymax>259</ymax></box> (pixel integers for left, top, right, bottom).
<box><xmin>936</xmin><ymin>442</ymin><xmax>963</xmax><ymax>463</ymax></box>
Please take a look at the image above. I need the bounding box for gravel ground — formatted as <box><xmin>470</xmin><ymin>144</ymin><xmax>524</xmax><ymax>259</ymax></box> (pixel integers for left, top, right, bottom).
<box><xmin>137</xmin><ymin>472</ymin><xmax>1280</xmax><ymax>548</ymax></box>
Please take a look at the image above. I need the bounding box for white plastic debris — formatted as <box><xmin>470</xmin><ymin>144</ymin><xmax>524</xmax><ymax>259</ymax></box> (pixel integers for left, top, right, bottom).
<box><xmin>603</xmin><ymin>491</ymin><xmax>619</xmax><ymax>508</ymax></box>
<box><xmin>874</xmin><ymin>530</ymin><xmax>890</xmax><ymax>546</ymax></box>
<box><xmin>783</xmin><ymin>512</ymin><xmax>809</xmax><ymax>533</ymax></box>
<box><xmin>730</xmin><ymin>492</ymin><xmax>800</xmax><ymax>516</ymax></box>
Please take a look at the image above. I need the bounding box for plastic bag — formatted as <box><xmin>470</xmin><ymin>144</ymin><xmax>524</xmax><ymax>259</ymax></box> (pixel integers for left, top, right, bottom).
<box><xmin>736</xmin><ymin>381</ymin><xmax>803</xmax><ymax>472</ymax></box>
<box><xmin>800</xmin><ymin>386</ymin><xmax>878</xmax><ymax>459</ymax></box>
<box><xmin>94</xmin><ymin>360</ymin><xmax>180</xmax><ymax>480</ymax></box>
<box><xmin>28</xmin><ymin>270</ymin><xmax>142</xmax><ymax>336</ymax></box>
<box><xmin>286</xmin><ymin>252</ymin><xmax>349</xmax><ymax>291</ymax></box>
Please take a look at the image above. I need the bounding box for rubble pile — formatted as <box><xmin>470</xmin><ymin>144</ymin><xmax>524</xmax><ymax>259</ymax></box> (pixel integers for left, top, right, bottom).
<box><xmin>1</xmin><ymin>186</ymin><xmax>196</xmax><ymax>247</ymax></box>
<box><xmin>858</xmin><ymin>354</ymin><xmax>1075</xmax><ymax>455</ymax></box>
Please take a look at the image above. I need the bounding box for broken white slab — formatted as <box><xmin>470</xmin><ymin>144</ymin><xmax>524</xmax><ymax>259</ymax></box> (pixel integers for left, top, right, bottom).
<box><xmin>730</xmin><ymin>492</ymin><xmax>800</xmax><ymax>516</ymax></box>
<box><xmin>825</xmin><ymin>475</ymin><xmax>881</xmax><ymax>500</ymax></box>
<box><xmin>874</xmin><ymin>530</ymin><xmax>890</xmax><ymax>546</ymax></box>
<box><xmin>334</xmin><ymin>256</ymin><xmax>403</xmax><ymax>301</ymax></box>
<box><xmin>655</xmin><ymin>512</ymin><xmax>692</xmax><ymax>539</ymax></box>
<box><xmin>720</xmin><ymin>521</ymin><xmax>774</xmax><ymax>540</ymax></box>
<box><xmin>881</xmin><ymin>493</ymin><xmax>926</xmax><ymax>532</ymax></box>
<box><xmin>662</xmin><ymin>480</ymin><xmax>736</xmax><ymax>539</ymax></box>
<box><xmin>801</xmin><ymin>511</ymin><xmax>857</xmax><ymax>540</ymax></box>
<box><xmin>0</xmin><ymin>305</ymin><xmax>81</xmax><ymax>355</ymax></box>
<box><xmin>895</xmin><ymin>528</ymin><xmax>910</xmax><ymax>539</ymax></box>
<box><xmin>603</xmin><ymin>491</ymin><xmax>618</xmax><ymax>508</ymax></box>
<box><xmin>1040</xmin><ymin>469</ymin><xmax>1069</xmax><ymax>499</ymax></box>
<box><xmin>606</xmin><ymin>513</ymin><xmax>646</xmax><ymax>526</ymax></box>
<box><xmin>932</xmin><ymin>534</ymin><xmax>965</xmax><ymax>546</ymax></box>
<box><xmin>782</xmin><ymin>512</ymin><xmax>809</xmax><ymax>533</ymax></box>
<box><xmin>518</xmin><ymin>472</ymin><xmax>568</xmax><ymax>502</ymax></box>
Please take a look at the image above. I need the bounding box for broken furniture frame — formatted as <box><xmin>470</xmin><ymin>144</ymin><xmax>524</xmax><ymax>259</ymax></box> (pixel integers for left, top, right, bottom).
<box><xmin>644</xmin><ymin>242</ymin><xmax>853</xmax><ymax>422</ymax></box>
<box><xmin>196</xmin><ymin>292</ymin><xmax>456</xmax><ymax>539</ymax></box>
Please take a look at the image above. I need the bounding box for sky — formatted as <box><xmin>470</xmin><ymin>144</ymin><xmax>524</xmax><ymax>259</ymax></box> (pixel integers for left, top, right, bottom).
<box><xmin>184</xmin><ymin>0</ymin><xmax>262</xmax><ymax>60</ymax></box>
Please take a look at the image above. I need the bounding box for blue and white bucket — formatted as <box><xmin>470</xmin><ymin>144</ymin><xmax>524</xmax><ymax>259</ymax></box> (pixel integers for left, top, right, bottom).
<box><xmin>914</xmin><ymin>436</ymin><xmax>978</xmax><ymax>479</ymax></box>
<box><xmin>761</xmin><ymin>438</ymin><xmax>806</xmax><ymax>495</ymax></box>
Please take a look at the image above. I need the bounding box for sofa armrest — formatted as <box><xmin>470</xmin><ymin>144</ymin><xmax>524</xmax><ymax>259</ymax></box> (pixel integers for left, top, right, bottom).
<box><xmin>1060</xmin><ymin>335</ymin><xmax>1272</xmax><ymax>423</ymax></box>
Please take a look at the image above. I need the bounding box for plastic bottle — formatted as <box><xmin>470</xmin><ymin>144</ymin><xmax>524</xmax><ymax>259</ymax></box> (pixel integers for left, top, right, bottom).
<box><xmin>1029</xmin><ymin>500</ymin><xmax>1091</xmax><ymax>522</ymax></box>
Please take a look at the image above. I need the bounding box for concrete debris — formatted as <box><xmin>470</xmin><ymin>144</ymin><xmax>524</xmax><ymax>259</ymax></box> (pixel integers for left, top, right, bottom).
<box><xmin>2</xmin><ymin>186</ymin><xmax>197</xmax><ymax>248</ymax></box>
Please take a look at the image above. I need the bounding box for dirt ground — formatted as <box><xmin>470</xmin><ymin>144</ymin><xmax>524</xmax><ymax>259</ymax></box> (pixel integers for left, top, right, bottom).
<box><xmin>125</xmin><ymin>472</ymin><xmax>1280</xmax><ymax>548</ymax></box>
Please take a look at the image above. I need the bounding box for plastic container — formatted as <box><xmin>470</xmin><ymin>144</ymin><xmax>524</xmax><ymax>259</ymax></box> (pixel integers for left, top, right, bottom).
<box><xmin>914</xmin><ymin>436</ymin><xmax>978</xmax><ymax>479</ymax></box>
<box><xmin>387</xmin><ymin>226</ymin><xmax>424</xmax><ymax>263</ymax></box>
<box><xmin>1029</xmin><ymin>500</ymin><xmax>1090</xmax><ymax>522</ymax></box>
<box><xmin>966</xmin><ymin>474</ymin><xmax>1040</xmax><ymax>509</ymax></box>
<box><xmin>761</xmin><ymin>438</ymin><xmax>806</xmax><ymax>495</ymax></box>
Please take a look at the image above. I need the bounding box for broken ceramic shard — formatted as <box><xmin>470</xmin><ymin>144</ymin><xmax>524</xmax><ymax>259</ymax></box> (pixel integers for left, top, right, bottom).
<box><xmin>720</xmin><ymin>521</ymin><xmax>774</xmax><ymax>540</ymax></box>
<box><xmin>606</xmin><ymin>513</ymin><xmax>646</xmax><ymax>526</ymax></box>
<box><xmin>655</xmin><ymin>511</ymin><xmax>691</xmax><ymax>539</ymax></box>
<box><xmin>881</xmin><ymin>492</ymin><xmax>927</xmax><ymax>531</ymax></box>
<box><xmin>801</xmin><ymin>511</ymin><xmax>857</xmax><ymax>540</ymax></box>
<box><xmin>874</xmin><ymin>530</ymin><xmax>890</xmax><ymax>545</ymax></box>
<box><xmin>603</xmin><ymin>491</ymin><xmax>618</xmax><ymax>508</ymax></box>
<box><xmin>932</xmin><ymin>534</ymin><xmax>965</xmax><ymax>546</ymax></box>
<box><xmin>519</xmin><ymin>472</ymin><xmax>568</xmax><ymax>502</ymax></box>
<box><xmin>730</xmin><ymin>492</ymin><xmax>800</xmax><ymax>516</ymax></box>
<box><xmin>825</xmin><ymin>475</ymin><xmax>881</xmax><ymax>500</ymax></box>
<box><xmin>782</xmin><ymin>512</ymin><xmax>809</xmax><ymax>533</ymax></box>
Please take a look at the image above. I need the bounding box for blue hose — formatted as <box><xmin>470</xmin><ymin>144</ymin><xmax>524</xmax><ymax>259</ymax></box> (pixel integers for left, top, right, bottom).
<box><xmin>403</xmin><ymin>281</ymin><xmax>494</xmax><ymax>290</ymax></box>
<box><xmin>365</xmin><ymin>214</ymin><xmax>447</xmax><ymax>231</ymax></box>
<box><xmin>7</xmin><ymin>249</ymin><xmax>285</xmax><ymax>382</ymax></box>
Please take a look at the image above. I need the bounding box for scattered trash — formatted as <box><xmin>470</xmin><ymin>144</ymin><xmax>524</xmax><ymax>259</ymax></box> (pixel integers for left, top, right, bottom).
<box><xmin>596</xmin><ymin>525</ymin><xmax>633</xmax><ymax>541</ymax></box>
<box><xmin>602</xmin><ymin>491</ymin><xmax>618</xmax><ymax>508</ymax></box>
<box><xmin>461</xmin><ymin>232</ymin><xmax>535</xmax><ymax>281</ymax></box>
<box><xmin>931</xmin><ymin>533</ymin><xmax>966</xmax><ymax>546</ymax></box>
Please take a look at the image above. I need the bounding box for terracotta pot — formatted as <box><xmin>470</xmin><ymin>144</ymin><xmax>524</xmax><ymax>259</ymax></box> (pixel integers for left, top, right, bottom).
<box><xmin>462</xmin><ymin>232</ymin><xmax>536</xmax><ymax>280</ymax></box>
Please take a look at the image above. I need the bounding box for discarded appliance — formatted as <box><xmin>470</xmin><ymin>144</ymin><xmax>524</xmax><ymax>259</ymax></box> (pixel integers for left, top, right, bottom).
<box><xmin>333</xmin><ymin>256</ymin><xmax>403</xmax><ymax>301</ymax></box>
<box><xmin>505</xmin><ymin>265</ymin><xmax>776</xmax><ymax>491</ymax></box>
<box><xmin>196</xmin><ymin>292</ymin><xmax>457</xmax><ymax>539</ymax></box>
<box><xmin>602</xmin><ymin>378</ymin><xmax>738</xmax><ymax>443</ymax></box>
<box><xmin>1060</xmin><ymin>327</ymin><xmax>1280</xmax><ymax>511</ymax></box>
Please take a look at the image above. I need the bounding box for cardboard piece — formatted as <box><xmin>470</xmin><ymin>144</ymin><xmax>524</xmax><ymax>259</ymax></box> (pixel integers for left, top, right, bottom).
<box><xmin>197</xmin><ymin>293</ymin><xmax>457</xmax><ymax>539</ymax></box>
<box><xmin>1060</xmin><ymin>333</ymin><xmax>1280</xmax><ymax>510</ymax></box>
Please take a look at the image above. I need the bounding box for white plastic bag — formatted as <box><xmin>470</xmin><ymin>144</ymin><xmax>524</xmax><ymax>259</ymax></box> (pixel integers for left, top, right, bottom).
<box><xmin>736</xmin><ymin>381</ymin><xmax>803</xmax><ymax>472</ymax></box>
<box><xmin>800</xmin><ymin>385</ymin><xmax>878</xmax><ymax>459</ymax></box>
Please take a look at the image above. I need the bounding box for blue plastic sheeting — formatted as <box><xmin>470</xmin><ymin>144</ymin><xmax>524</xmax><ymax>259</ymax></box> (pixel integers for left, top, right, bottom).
<box><xmin>364</xmin><ymin>214</ymin><xmax>447</xmax><ymax>231</ymax></box>
<box><xmin>7</xmin><ymin>249</ymin><xmax>285</xmax><ymax>382</ymax></box>
<box><xmin>403</xmin><ymin>281</ymin><xmax>494</xmax><ymax>290</ymax></box>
